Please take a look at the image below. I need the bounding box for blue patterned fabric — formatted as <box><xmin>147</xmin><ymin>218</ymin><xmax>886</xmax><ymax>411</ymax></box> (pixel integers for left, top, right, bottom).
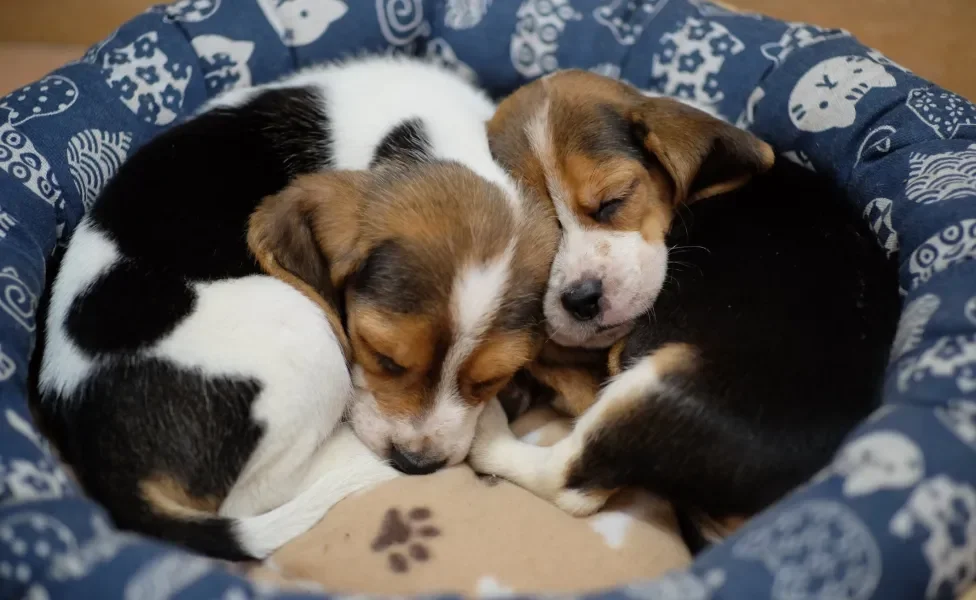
<box><xmin>1</xmin><ymin>1</ymin><xmax>975</xmax><ymax>598</ymax></box>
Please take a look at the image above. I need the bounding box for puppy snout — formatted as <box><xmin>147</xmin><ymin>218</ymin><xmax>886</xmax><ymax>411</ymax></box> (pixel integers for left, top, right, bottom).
<box><xmin>389</xmin><ymin>445</ymin><xmax>447</xmax><ymax>476</ymax></box>
<box><xmin>560</xmin><ymin>278</ymin><xmax>603</xmax><ymax>321</ymax></box>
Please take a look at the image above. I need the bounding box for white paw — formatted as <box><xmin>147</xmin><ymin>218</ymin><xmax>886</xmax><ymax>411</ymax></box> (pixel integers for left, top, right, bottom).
<box><xmin>477</xmin><ymin>397</ymin><xmax>516</xmax><ymax>442</ymax></box>
<box><xmin>468</xmin><ymin>398</ymin><xmax>516</xmax><ymax>473</ymax></box>
<box><xmin>555</xmin><ymin>488</ymin><xmax>611</xmax><ymax>517</ymax></box>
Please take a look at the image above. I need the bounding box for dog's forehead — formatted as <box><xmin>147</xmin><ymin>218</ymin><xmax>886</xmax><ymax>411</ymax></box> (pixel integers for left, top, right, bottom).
<box><xmin>352</xmin><ymin>164</ymin><xmax>550</xmax><ymax>338</ymax></box>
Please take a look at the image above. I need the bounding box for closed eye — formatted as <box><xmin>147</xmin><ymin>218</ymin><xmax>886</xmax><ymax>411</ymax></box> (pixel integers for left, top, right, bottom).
<box><xmin>593</xmin><ymin>198</ymin><xmax>624</xmax><ymax>223</ymax></box>
<box><xmin>376</xmin><ymin>353</ymin><xmax>406</xmax><ymax>376</ymax></box>
<box><xmin>471</xmin><ymin>376</ymin><xmax>506</xmax><ymax>397</ymax></box>
<box><xmin>592</xmin><ymin>179</ymin><xmax>638</xmax><ymax>224</ymax></box>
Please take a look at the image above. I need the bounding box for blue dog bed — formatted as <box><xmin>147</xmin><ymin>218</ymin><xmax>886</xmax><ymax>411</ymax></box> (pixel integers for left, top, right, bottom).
<box><xmin>2</xmin><ymin>1</ymin><xmax>976</xmax><ymax>598</ymax></box>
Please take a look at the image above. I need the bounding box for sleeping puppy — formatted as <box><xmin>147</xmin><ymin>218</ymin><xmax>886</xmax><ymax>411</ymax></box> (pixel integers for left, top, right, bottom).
<box><xmin>34</xmin><ymin>56</ymin><xmax>556</xmax><ymax>561</ymax></box>
<box><xmin>469</xmin><ymin>70</ymin><xmax>899</xmax><ymax>545</ymax></box>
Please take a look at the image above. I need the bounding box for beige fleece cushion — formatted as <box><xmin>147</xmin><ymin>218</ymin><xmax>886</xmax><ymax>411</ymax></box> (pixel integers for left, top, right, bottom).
<box><xmin>247</xmin><ymin>407</ymin><xmax>691</xmax><ymax>596</ymax></box>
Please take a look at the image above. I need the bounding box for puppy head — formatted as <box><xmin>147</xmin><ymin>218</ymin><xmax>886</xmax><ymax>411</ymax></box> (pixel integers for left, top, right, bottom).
<box><xmin>489</xmin><ymin>70</ymin><xmax>775</xmax><ymax>348</ymax></box>
<box><xmin>249</xmin><ymin>163</ymin><xmax>557</xmax><ymax>473</ymax></box>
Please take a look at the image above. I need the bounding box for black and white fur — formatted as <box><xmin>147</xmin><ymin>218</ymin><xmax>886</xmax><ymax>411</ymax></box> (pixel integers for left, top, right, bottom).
<box><xmin>471</xmin><ymin>161</ymin><xmax>901</xmax><ymax>547</ymax></box>
<box><xmin>34</xmin><ymin>56</ymin><xmax>508</xmax><ymax>560</ymax></box>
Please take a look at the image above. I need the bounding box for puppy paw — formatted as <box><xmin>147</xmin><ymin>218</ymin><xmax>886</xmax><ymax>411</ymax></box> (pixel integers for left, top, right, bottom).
<box><xmin>554</xmin><ymin>488</ymin><xmax>614</xmax><ymax>517</ymax></box>
<box><xmin>468</xmin><ymin>398</ymin><xmax>516</xmax><ymax>473</ymax></box>
<box><xmin>478</xmin><ymin>397</ymin><xmax>516</xmax><ymax>441</ymax></box>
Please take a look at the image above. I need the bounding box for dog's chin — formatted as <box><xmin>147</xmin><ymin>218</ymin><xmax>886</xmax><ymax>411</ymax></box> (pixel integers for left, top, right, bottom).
<box><xmin>546</xmin><ymin>317</ymin><xmax>634</xmax><ymax>349</ymax></box>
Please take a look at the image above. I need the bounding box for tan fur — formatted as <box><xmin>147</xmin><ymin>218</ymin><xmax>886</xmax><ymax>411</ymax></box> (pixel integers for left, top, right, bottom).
<box><xmin>250</xmin><ymin>163</ymin><xmax>559</xmax><ymax>427</ymax></box>
<box><xmin>529</xmin><ymin>363</ymin><xmax>603</xmax><ymax>416</ymax></box>
<box><xmin>489</xmin><ymin>70</ymin><xmax>774</xmax><ymax>249</ymax></box>
<box><xmin>649</xmin><ymin>342</ymin><xmax>700</xmax><ymax>377</ymax></box>
<box><xmin>140</xmin><ymin>473</ymin><xmax>220</xmax><ymax>520</ymax></box>
<box><xmin>588</xmin><ymin>343</ymin><xmax>699</xmax><ymax>429</ymax></box>
<box><xmin>463</xmin><ymin>333</ymin><xmax>539</xmax><ymax>403</ymax></box>
<box><xmin>488</xmin><ymin>68</ymin><xmax>774</xmax><ymax>413</ymax></box>
<box><xmin>607</xmin><ymin>338</ymin><xmax>627</xmax><ymax>377</ymax></box>
<box><xmin>248</xmin><ymin>174</ymin><xmax>367</xmax><ymax>361</ymax></box>
<box><xmin>350</xmin><ymin>307</ymin><xmax>437</xmax><ymax>373</ymax></box>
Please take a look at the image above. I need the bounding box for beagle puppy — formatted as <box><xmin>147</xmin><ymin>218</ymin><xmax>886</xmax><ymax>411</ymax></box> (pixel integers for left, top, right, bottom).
<box><xmin>469</xmin><ymin>70</ymin><xmax>899</xmax><ymax>547</ymax></box>
<box><xmin>34</xmin><ymin>56</ymin><xmax>556</xmax><ymax>561</ymax></box>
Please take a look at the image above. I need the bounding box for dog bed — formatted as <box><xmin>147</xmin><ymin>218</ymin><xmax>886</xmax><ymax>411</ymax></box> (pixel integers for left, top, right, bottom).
<box><xmin>1</xmin><ymin>1</ymin><xmax>975</xmax><ymax>598</ymax></box>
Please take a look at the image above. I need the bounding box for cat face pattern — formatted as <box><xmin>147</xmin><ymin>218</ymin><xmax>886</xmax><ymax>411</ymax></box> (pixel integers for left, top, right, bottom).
<box><xmin>789</xmin><ymin>56</ymin><xmax>896</xmax><ymax>133</ymax></box>
<box><xmin>191</xmin><ymin>35</ymin><xmax>255</xmax><ymax>94</ymax></box>
<box><xmin>830</xmin><ymin>431</ymin><xmax>924</xmax><ymax>498</ymax></box>
<box><xmin>890</xmin><ymin>476</ymin><xmax>976</xmax><ymax>599</ymax></box>
<box><xmin>760</xmin><ymin>23</ymin><xmax>850</xmax><ymax>67</ymax></box>
<box><xmin>163</xmin><ymin>0</ymin><xmax>220</xmax><ymax>22</ymax></box>
<box><xmin>257</xmin><ymin>0</ymin><xmax>348</xmax><ymax>47</ymax></box>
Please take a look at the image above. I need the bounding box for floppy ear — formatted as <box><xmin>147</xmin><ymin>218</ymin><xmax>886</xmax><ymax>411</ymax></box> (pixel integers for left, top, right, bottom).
<box><xmin>248</xmin><ymin>171</ymin><xmax>371</xmax><ymax>358</ymax></box>
<box><xmin>249</xmin><ymin>171</ymin><xmax>370</xmax><ymax>291</ymax></box>
<box><xmin>629</xmin><ymin>97</ymin><xmax>776</xmax><ymax>204</ymax></box>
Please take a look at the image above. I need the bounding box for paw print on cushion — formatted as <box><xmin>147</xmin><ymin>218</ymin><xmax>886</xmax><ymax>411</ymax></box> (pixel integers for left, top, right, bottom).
<box><xmin>371</xmin><ymin>507</ymin><xmax>440</xmax><ymax>573</ymax></box>
<box><xmin>98</xmin><ymin>32</ymin><xmax>191</xmax><ymax>126</ymax></box>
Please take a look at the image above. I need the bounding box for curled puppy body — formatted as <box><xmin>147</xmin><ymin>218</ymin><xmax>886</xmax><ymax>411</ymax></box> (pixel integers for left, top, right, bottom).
<box><xmin>35</xmin><ymin>56</ymin><xmax>556</xmax><ymax>561</ymax></box>
<box><xmin>471</xmin><ymin>70</ymin><xmax>900</xmax><ymax>547</ymax></box>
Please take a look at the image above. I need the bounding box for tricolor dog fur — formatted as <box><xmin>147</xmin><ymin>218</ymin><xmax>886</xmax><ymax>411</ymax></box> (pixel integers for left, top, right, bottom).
<box><xmin>33</xmin><ymin>56</ymin><xmax>557</xmax><ymax>561</ymax></box>
<box><xmin>469</xmin><ymin>70</ymin><xmax>899</xmax><ymax>548</ymax></box>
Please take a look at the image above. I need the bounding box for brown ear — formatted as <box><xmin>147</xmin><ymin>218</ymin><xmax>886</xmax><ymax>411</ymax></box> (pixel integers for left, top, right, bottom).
<box><xmin>249</xmin><ymin>171</ymin><xmax>370</xmax><ymax>289</ymax></box>
<box><xmin>629</xmin><ymin>98</ymin><xmax>775</xmax><ymax>204</ymax></box>
<box><xmin>248</xmin><ymin>171</ymin><xmax>371</xmax><ymax>359</ymax></box>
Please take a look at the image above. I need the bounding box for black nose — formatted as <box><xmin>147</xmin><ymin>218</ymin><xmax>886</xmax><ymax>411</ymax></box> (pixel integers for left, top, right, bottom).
<box><xmin>389</xmin><ymin>445</ymin><xmax>446</xmax><ymax>475</ymax></box>
<box><xmin>560</xmin><ymin>279</ymin><xmax>603</xmax><ymax>321</ymax></box>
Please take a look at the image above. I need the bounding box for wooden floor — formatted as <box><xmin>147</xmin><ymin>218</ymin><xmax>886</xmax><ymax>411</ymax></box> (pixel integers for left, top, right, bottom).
<box><xmin>0</xmin><ymin>0</ymin><xmax>973</xmax><ymax>98</ymax></box>
<box><xmin>733</xmin><ymin>0</ymin><xmax>975</xmax><ymax>98</ymax></box>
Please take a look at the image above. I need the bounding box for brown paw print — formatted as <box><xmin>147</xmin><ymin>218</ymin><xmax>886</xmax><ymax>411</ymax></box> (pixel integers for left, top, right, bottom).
<box><xmin>371</xmin><ymin>506</ymin><xmax>440</xmax><ymax>573</ymax></box>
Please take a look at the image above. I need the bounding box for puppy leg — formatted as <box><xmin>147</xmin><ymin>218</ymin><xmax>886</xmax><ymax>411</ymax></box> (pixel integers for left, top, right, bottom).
<box><xmin>468</xmin><ymin>398</ymin><xmax>613</xmax><ymax>515</ymax></box>
<box><xmin>470</xmin><ymin>348</ymin><xmax>678</xmax><ymax>515</ymax></box>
